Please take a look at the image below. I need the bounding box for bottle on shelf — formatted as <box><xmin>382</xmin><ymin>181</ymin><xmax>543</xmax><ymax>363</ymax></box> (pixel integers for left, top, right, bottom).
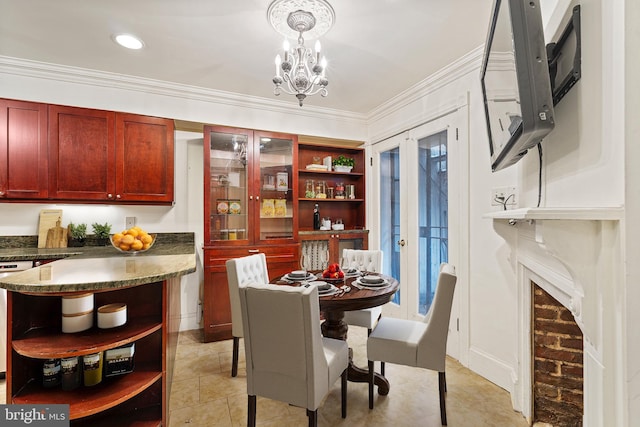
<box><xmin>313</xmin><ymin>204</ymin><xmax>320</xmax><ymax>230</ymax></box>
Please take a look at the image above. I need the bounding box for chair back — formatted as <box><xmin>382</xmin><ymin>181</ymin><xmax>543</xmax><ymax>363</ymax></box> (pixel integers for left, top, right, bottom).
<box><xmin>239</xmin><ymin>283</ymin><xmax>329</xmax><ymax>410</ymax></box>
<box><xmin>341</xmin><ymin>249</ymin><xmax>383</xmax><ymax>273</ymax></box>
<box><xmin>226</xmin><ymin>254</ymin><xmax>269</xmax><ymax>338</ymax></box>
<box><xmin>416</xmin><ymin>263</ymin><xmax>457</xmax><ymax>371</ymax></box>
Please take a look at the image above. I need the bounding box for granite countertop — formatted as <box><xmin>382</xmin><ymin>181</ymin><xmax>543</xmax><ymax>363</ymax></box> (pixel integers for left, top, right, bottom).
<box><xmin>0</xmin><ymin>233</ymin><xmax>197</xmax><ymax>293</ymax></box>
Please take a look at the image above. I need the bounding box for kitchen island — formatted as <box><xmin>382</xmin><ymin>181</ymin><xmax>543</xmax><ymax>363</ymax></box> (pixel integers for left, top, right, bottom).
<box><xmin>0</xmin><ymin>233</ymin><xmax>196</xmax><ymax>427</ymax></box>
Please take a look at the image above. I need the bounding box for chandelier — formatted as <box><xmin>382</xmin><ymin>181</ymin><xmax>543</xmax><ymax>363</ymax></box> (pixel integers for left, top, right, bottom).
<box><xmin>267</xmin><ymin>0</ymin><xmax>335</xmax><ymax>107</ymax></box>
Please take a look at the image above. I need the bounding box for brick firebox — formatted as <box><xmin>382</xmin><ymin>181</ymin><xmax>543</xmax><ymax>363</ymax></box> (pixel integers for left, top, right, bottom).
<box><xmin>533</xmin><ymin>283</ymin><xmax>584</xmax><ymax>426</ymax></box>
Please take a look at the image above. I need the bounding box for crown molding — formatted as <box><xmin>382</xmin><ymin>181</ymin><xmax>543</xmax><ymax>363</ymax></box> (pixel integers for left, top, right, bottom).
<box><xmin>0</xmin><ymin>55</ymin><xmax>367</xmax><ymax>125</ymax></box>
<box><xmin>366</xmin><ymin>45</ymin><xmax>484</xmax><ymax>124</ymax></box>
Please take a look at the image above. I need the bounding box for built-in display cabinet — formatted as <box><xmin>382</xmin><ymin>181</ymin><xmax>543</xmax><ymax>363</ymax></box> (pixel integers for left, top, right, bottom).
<box><xmin>202</xmin><ymin>125</ymin><xmax>300</xmax><ymax>342</ymax></box>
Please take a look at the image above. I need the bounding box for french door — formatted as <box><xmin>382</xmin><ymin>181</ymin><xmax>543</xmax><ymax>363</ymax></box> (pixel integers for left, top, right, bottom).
<box><xmin>371</xmin><ymin>108</ymin><xmax>467</xmax><ymax>359</ymax></box>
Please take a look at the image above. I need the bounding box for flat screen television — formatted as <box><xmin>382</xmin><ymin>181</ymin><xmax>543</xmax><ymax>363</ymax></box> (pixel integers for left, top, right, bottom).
<box><xmin>480</xmin><ymin>0</ymin><xmax>555</xmax><ymax>172</ymax></box>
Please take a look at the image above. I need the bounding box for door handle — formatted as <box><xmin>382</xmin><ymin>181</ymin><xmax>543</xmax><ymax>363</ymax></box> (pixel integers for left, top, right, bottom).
<box><xmin>397</xmin><ymin>239</ymin><xmax>406</xmax><ymax>247</ymax></box>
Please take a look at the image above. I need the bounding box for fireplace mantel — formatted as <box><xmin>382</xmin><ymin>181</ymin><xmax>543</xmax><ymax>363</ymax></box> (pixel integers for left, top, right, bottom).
<box><xmin>484</xmin><ymin>206</ymin><xmax>624</xmax><ymax>425</ymax></box>
<box><xmin>483</xmin><ymin>206</ymin><xmax>623</xmax><ymax>221</ymax></box>
<box><xmin>484</xmin><ymin>206</ymin><xmax>623</xmax><ymax>349</ymax></box>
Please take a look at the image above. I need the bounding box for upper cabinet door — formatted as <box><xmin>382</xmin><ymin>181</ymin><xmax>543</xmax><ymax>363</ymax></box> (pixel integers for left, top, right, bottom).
<box><xmin>116</xmin><ymin>113</ymin><xmax>174</xmax><ymax>203</ymax></box>
<box><xmin>204</xmin><ymin>126</ymin><xmax>253</xmax><ymax>246</ymax></box>
<box><xmin>0</xmin><ymin>99</ymin><xmax>48</xmax><ymax>199</ymax></box>
<box><xmin>254</xmin><ymin>130</ymin><xmax>297</xmax><ymax>244</ymax></box>
<box><xmin>48</xmin><ymin>105</ymin><xmax>116</xmax><ymax>200</ymax></box>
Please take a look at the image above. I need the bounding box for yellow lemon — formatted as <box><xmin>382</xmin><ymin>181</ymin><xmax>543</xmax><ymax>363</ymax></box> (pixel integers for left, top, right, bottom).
<box><xmin>131</xmin><ymin>240</ymin><xmax>143</xmax><ymax>251</ymax></box>
<box><xmin>121</xmin><ymin>234</ymin><xmax>135</xmax><ymax>245</ymax></box>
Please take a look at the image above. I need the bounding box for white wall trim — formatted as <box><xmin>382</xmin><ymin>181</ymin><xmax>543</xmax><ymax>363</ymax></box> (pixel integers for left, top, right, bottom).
<box><xmin>0</xmin><ymin>55</ymin><xmax>367</xmax><ymax>125</ymax></box>
<box><xmin>467</xmin><ymin>344</ymin><xmax>519</xmax><ymax>403</ymax></box>
<box><xmin>366</xmin><ymin>45</ymin><xmax>483</xmax><ymax>128</ymax></box>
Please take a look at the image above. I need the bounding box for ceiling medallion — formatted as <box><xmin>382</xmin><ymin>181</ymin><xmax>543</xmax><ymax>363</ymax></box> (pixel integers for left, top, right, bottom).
<box><xmin>267</xmin><ymin>0</ymin><xmax>335</xmax><ymax>106</ymax></box>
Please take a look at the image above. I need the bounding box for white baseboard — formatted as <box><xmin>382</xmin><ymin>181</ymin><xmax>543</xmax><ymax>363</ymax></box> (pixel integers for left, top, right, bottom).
<box><xmin>467</xmin><ymin>346</ymin><xmax>522</xmax><ymax>412</ymax></box>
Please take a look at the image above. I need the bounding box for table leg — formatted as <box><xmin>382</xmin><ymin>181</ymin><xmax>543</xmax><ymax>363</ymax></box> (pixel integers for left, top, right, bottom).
<box><xmin>321</xmin><ymin>310</ymin><xmax>390</xmax><ymax>395</ymax></box>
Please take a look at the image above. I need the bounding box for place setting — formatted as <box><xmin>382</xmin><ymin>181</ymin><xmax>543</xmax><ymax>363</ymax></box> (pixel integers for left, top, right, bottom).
<box><xmin>280</xmin><ymin>270</ymin><xmax>317</xmax><ymax>283</ymax></box>
<box><xmin>352</xmin><ymin>274</ymin><xmax>390</xmax><ymax>290</ymax></box>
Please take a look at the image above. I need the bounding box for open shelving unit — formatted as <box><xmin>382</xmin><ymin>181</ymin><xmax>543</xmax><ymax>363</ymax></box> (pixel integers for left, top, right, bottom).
<box><xmin>7</xmin><ymin>281</ymin><xmax>171</xmax><ymax>426</ymax></box>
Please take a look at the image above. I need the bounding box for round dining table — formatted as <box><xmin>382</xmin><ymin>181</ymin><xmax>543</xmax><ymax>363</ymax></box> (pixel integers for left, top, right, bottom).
<box><xmin>273</xmin><ymin>272</ymin><xmax>399</xmax><ymax>394</ymax></box>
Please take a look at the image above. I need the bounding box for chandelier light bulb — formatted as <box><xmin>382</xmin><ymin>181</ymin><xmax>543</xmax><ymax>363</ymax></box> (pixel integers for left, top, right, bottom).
<box><xmin>321</xmin><ymin>57</ymin><xmax>327</xmax><ymax>76</ymax></box>
<box><xmin>315</xmin><ymin>40</ymin><xmax>321</xmax><ymax>52</ymax></box>
<box><xmin>275</xmin><ymin>55</ymin><xmax>282</xmax><ymax>77</ymax></box>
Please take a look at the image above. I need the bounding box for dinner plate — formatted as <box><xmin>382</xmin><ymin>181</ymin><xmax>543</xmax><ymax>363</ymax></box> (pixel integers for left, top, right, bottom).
<box><xmin>343</xmin><ymin>269</ymin><xmax>362</xmax><ymax>278</ymax></box>
<box><xmin>307</xmin><ymin>281</ymin><xmax>339</xmax><ymax>296</ymax></box>
<box><xmin>353</xmin><ymin>278</ymin><xmax>389</xmax><ymax>289</ymax></box>
<box><xmin>282</xmin><ymin>272</ymin><xmax>317</xmax><ymax>282</ymax></box>
<box><xmin>361</xmin><ymin>275</ymin><xmax>385</xmax><ymax>284</ymax></box>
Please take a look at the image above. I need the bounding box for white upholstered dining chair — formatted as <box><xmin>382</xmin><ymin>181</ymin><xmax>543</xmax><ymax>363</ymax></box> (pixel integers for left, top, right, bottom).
<box><xmin>239</xmin><ymin>282</ymin><xmax>349</xmax><ymax>427</ymax></box>
<box><xmin>341</xmin><ymin>249</ymin><xmax>384</xmax><ymax>335</ymax></box>
<box><xmin>366</xmin><ymin>263</ymin><xmax>457</xmax><ymax>425</ymax></box>
<box><xmin>225</xmin><ymin>253</ymin><xmax>270</xmax><ymax>377</ymax></box>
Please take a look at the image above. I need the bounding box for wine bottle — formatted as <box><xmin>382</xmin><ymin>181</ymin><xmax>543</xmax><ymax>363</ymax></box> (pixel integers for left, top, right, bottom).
<box><xmin>313</xmin><ymin>203</ymin><xmax>320</xmax><ymax>230</ymax></box>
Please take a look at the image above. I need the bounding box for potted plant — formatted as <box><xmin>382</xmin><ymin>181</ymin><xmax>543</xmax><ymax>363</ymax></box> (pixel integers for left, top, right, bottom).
<box><xmin>332</xmin><ymin>155</ymin><xmax>355</xmax><ymax>172</ymax></box>
<box><xmin>92</xmin><ymin>222</ymin><xmax>112</xmax><ymax>246</ymax></box>
<box><xmin>67</xmin><ymin>222</ymin><xmax>87</xmax><ymax>247</ymax></box>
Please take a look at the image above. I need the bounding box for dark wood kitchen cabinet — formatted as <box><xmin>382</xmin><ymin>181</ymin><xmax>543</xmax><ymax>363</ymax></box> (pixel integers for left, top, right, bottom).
<box><xmin>0</xmin><ymin>99</ymin><xmax>49</xmax><ymax>199</ymax></box>
<box><xmin>49</xmin><ymin>105</ymin><xmax>174</xmax><ymax>204</ymax></box>
<box><xmin>116</xmin><ymin>113</ymin><xmax>174</xmax><ymax>203</ymax></box>
<box><xmin>48</xmin><ymin>105</ymin><xmax>116</xmax><ymax>201</ymax></box>
<box><xmin>202</xmin><ymin>125</ymin><xmax>300</xmax><ymax>342</ymax></box>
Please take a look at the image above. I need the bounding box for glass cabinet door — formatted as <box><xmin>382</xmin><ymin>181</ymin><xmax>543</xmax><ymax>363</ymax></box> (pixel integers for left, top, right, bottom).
<box><xmin>206</xmin><ymin>128</ymin><xmax>252</xmax><ymax>244</ymax></box>
<box><xmin>255</xmin><ymin>131</ymin><xmax>296</xmax><ymax>243</ymax></box>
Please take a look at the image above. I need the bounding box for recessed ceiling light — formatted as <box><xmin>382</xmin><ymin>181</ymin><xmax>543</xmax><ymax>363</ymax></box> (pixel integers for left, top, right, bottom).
<box><xmin>113</xmin><ymin>34</ymin><xmax>144</xmax><ymax>50</ymax></box>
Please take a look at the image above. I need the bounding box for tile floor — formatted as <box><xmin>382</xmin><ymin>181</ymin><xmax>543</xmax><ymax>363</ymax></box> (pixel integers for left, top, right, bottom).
<box><xmin>0</xmin><ymin>326</ymin><xmax>529</xmax><ymax>426</ymax></box>
<box><xmin>168</xmin><ymin>326</ymin><xmax>529</xmax><ymax>427</ymax></box>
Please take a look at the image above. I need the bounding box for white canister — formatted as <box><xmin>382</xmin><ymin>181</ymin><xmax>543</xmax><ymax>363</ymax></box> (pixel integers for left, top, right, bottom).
<box><xmin>62</xmin><ymin>310</ymin><xmax>93</xmax><ymax>333</ymax></box>
<box><xmin>61</xmin><ymin>293</ymin><xmax>94</xmax><ymax>315</ymax></box>
<box><xmin>97</xmin><ymin>303</ymin><xmax>127</xmax><ymax>329</ymax></box>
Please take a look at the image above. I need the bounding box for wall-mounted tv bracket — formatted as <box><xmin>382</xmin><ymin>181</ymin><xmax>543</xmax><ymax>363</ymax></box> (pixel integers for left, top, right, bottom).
<box><xmin>546</xmin><ymin>4</ymin><xmax>581</xmax><ymax>106</ymax></box>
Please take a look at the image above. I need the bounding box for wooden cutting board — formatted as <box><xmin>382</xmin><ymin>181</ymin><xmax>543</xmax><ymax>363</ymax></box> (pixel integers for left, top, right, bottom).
<box><xmin>45</xmin><ymin>219</ymin><xmax>67</xmax><ymax>248</ymax></box>
<box><xmin>38</xmin><ymin>209</ymin><xmax>63</xmax><ymax>248</ymax></box>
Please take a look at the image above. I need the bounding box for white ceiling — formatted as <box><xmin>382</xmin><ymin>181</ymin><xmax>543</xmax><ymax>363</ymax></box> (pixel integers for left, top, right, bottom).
<box><xmin>0</xmin><ymin>0</ymin><xmax>493</xmax><ymax>114</ymax></box>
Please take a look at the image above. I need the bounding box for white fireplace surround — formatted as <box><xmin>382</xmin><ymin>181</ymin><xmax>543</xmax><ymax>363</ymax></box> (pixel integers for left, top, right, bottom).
<box><xmin>486</xmin><ymin>207</ymin><xmax>624</xmax><ymax>426</ymax></box>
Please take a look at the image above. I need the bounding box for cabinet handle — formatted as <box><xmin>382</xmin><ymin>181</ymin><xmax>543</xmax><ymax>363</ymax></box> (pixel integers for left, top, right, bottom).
<box><xmin>336</xmin><ymin>235</ymin><xmax>340</xmax><ymax>238</ymax></box>
<box><xmin>0</xmin><ymin>190</ymin><xmax>5</xmax><ymax>197</ymax></box>
<box><xmin>250</xmin><ymin>196</ymin><xmax>253</xmax><ymax>200</ymax></box>
<box><xmin>116</xmin><ymin>194</ymin><xmax>121</xmax><ymax>199</ymax></box>
<box><xmin>107</xmin><ymin>193</ymin><xmax>113</xmax><ymax>199</ymax></box>
<box><xmin>256</xmin><ymin>195</ymin><xmax>260</xmax><ymax>201</ymax></box>
<box><xmin>397</xmin><ymin>239</ymin><xmax>406</xmax><ymax>247</ymax></box>
<box><xmin>331</xmin><ymin>235</ymin><xmax>335</xmax><ymax>238</ymax></box>
<box><xmin>248</xmin><ymin>249</ymin><xmax>260</xmax><ymax>253</ymax></box>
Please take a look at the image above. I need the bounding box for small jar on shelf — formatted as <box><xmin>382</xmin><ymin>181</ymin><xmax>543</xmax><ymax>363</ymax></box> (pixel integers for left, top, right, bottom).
<box><xmin>305</xmin><ymin>180</ymin><xmax>315</xmax><ymax>198</ymax></box>
<box><xmin>335</xmin><ymin>182</ymin><xmax>345</xmax><ymax>199</ymax></box>
<box><xmin>315</xmin><ymin>181</ymin><xmax>327</xmax><ymax>199</ymax></box>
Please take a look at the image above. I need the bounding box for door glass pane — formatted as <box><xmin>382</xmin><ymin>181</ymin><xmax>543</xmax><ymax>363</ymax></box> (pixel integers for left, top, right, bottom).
<box><xmin>258</xmin><ymin>136</ymin><xmax>294</xmax><ymax>240</ymax></box>
<box><xmin>380</xmin><ymin>147</ymin><xmax>401</xmax><ymax>305</ymax></box>
<box><xmin>208</xmin><ymin>131</ymin><xmax>249</xmax><ymax>242</ymax></box>
<box><xmin>418</xmin><ymin>130</ymin><xmax>448</xmax><ymax>315</ymax></box>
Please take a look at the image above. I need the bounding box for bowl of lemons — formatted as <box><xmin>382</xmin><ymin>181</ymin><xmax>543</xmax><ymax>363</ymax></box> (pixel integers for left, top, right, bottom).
<box><xmin>110</xmin><ymin>227</ymin><xmax>156</xmax><ymax>254</ymax></box>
